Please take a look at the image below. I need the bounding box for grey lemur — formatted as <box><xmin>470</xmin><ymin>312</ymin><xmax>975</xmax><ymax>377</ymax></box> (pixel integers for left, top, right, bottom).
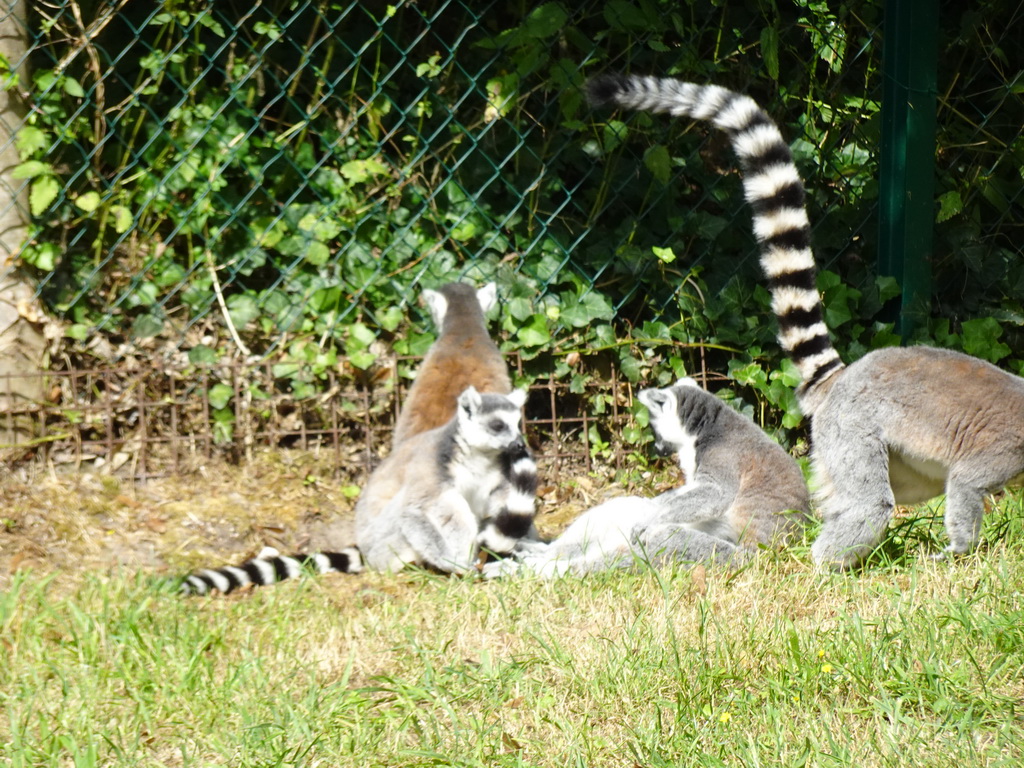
<box><xmin>588</xmin><ymin>74</ymin><xmax>1024</xmax><ymax>570</ymax></box>
<box><xmin>485</xmin><ymin>379</ymin><xmax>810</xmax><ymax>578</ymax></box>
<box><xmin>392</xmin><ymin>282</ymin><xmax>512</xmax><ymax>447</ymax></box>
<box><xmin>356</xmin><ymin>386</ymin><xmax>537</xmax><ymax>573</ymax></box>
<box><xmin>180</xmin><ymin>386</ymin><xmax>538</xmax><ymax>594</ymax></box>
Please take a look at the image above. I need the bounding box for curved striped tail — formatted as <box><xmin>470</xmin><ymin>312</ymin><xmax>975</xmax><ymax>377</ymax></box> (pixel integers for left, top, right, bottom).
<box><xmin>179</xmin><ymin>546</ymin><xmax>363</xmax><ymax>596</ymax></box>
<box><xmin>477</xmin><ymin>441</ymin><xmax>540</xmax><ymax>553</ymax></box>
<box><xmin>586</xmin><ymin>74</ymin><xmax>845</xmax><ymax>406</ymax></box>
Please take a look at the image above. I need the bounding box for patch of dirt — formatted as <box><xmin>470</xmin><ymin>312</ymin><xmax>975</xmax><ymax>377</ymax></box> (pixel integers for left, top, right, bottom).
<box><xmin>0</xmin><ymin>448</ymin><xmax>668</xmax><ymax>593</ymax></box>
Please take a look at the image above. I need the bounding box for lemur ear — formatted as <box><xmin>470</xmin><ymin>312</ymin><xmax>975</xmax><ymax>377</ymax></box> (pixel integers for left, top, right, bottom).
<box><xmin>638</xmin><ymin>387</ymin><xmax>673</xmax><ymax>414</ymax></box>
<box><xmin>505</xmin><ymin>388</ymin><xmax>527</xmax><ymax>410</ymax></box>
<box><xmin>676</xmin><ymin>377</ymin><xmax>700</xmax><ymax>389</ymax></box>
<box><xmin>476</xmin><ymin>282</ymin><xmax>498</xmax><ymax>314</ymax></box>
<box><xmin>458</xmin><ymin>386</ymin><xmax>482</xmax><ymax>415</ymax></box>
<box><xmin>422</xmin><ymin>288</ymin><xmax>448</xmax><ymax>328</ymax></box>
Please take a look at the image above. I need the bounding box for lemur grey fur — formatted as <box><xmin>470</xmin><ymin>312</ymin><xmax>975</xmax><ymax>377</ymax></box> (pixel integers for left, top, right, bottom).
<box><xmin>588</xmin><ymin>73</ymin><xmax>1024</xmax><ymax>570</ymax></box>
<box><xmin>179</xmin><ymin>280</ymin><xmax>537</xmax><ymax>595</ymax></box>
<box><xmin>181</xmin><ymin>387</ymin><xmax>537</xmax><ymax>594</ymax></box>
<box><xmin>392</xmin><ymin>282</ymin><xmax>511</xmax><ymax>448</ymax></box>
<box><xmin>356</xmin><ymin>386</ymin><xmax>537</xmax><ymax>573</ymax></box>
<box><xmin>485</xmin><ymin>379</ymin><xmax>810</xmax><ymax>578</ymax></box>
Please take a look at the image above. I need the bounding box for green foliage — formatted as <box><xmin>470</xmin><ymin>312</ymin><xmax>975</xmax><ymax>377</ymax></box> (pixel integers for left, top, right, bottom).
<box><xmin>15</xmin><ymin>0</ymin><xmax>1024</xmax><ymax>447</ymax></box>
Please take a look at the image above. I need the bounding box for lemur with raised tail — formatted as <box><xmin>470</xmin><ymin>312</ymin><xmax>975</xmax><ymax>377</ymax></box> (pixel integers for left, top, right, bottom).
<box><xmin>587</xmin><ymin>74</ymin><xmax>1024</xmax><ymax>570</ymax></box>
<box><xmin>485</xmin><ymin>379</ymin><xmax>811</xmax><ymax>578</ymax></box>
<box><xmin>393</xmin><ymin>282</ymin><xmax>512</xmax><ymax>447</ymax></box>
<box><xmin>180</xmin><ymin>386</ymin><xmax>537</xmax><ymax>594</ymax></box>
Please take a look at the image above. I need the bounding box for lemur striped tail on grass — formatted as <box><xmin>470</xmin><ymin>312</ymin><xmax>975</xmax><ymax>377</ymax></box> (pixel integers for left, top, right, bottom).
<box><xmin>588</xmin><ymin>74</ymin><xmax>1024</xmax><ymax>570</ymax></box>
<box><xmin>181</xmin><ymin>386</ymin><xmax>538</xmax><ymax>595</ymax></box>
<box><xmin>179</xmin><ymin>282</ymin><xmax>537</xmax><ymax>595</ymax></box>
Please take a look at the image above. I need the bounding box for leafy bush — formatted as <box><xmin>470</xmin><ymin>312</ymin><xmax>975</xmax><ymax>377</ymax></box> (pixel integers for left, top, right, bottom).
<box><xmin>10</xmin><ymin>0</ymin><xmax>1024</xmax><ymax>452</ymax></box>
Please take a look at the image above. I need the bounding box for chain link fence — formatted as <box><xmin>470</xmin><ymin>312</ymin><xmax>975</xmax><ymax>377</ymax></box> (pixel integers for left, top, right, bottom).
<box><xmin>1</xmin><ymin>0</ymin><xmax>1022</xmax><ymax>478</ymax></box>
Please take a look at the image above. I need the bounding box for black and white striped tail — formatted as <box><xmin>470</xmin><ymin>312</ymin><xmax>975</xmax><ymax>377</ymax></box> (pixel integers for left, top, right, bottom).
<box><xmin>477</xmin><ymin>442</ymin><xmax>539</xmax><ymax>553</ymax></box>
<box><xmin>179</xmin><ymin>546</ymin><xmax>363</xmax><ymax>596</ymax></box>
<box><xmin>586</xmin><ymin>74</ymin><xmax>845</xmax><ymax>405</ymax></box>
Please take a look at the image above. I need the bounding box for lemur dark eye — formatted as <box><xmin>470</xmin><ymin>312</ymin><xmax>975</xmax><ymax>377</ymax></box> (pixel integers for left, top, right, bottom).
<box><xmin>488</xmin><ymin>418</ymin><xmax>506</xmax><ymax>434</ymax></box>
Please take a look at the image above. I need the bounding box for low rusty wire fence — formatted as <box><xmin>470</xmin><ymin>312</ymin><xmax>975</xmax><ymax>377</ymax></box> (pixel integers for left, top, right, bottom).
<box><xmin>3</xmin><ymin>352</ymin><xmax>703</xmax><ymax>482</ymax></box>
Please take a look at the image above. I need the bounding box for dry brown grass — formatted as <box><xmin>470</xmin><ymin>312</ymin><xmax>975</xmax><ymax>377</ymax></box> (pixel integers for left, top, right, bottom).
<box><xmin>0</xmin><ymin>448</ymin><xmax>655</xmax><ymax>595</ymax></box>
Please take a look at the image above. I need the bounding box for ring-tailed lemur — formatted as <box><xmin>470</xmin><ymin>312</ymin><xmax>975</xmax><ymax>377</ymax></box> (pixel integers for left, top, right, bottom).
<box><xmin>485</xmin><ymin>379</ymin><xmax>811</xmax><ymax>578</ymax></box>
<box><xmin>356</xmin><ymin>385</ymin><xmax>537</xmax><ymax>572</ymax></box>
<box><xmin>392</xmin><ymin>282</ymin><xmax>512</xmax><ymax>447</ymax></box>
<box><xmin>588</xmin><ymin>74</ymin><xmax>1024</xmax><ymax>570</ymax></box>
<box><xmin>180</xmin><ymin>386</ymin><xmax>538</xmax><ymax>594</ymax></box>
<box><xmin>179</xmin><ymin>281</ymin><xmax>537</xmax><ymax>595</ymax></box>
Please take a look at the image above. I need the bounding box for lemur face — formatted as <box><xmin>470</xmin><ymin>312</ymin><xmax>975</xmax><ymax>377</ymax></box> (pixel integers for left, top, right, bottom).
<box><xmin>457</xmin><ymin>387</ymin><xmax>527</xmax><ymax>453</ymax></box>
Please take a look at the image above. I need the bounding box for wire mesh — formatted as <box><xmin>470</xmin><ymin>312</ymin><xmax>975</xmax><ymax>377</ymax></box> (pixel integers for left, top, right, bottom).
<box><xmin>0</xmin><ymin>0</ymin><xmax>1021</xmax><ymax>472</ymax></box>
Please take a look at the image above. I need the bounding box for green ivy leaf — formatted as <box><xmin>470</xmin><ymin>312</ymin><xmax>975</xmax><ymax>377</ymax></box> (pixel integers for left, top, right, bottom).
<box><xmin>936</xmin><ymin>190</ymin><xmax>963</xmax><ymax>223</ymax></box>
<box><xmin>875</xmin><ymin>275</ymin><xmax>901</xmax><ymax>303</ymax></box>
<box><xmin>110</xmin><ymin>205</ymin><xmax>132</xmax><ymax>233</ymax></box>
<box><xmin>63</xmin><ymin>77</ymin><xmax>85</xmax><ymax>98</ymax></box>
<box><xmin>618</xmin><ymin>352</ymin><xmax>643</xmax><ymax>383</ymax></box>
<box><xmin>602</xmin><ymin>120</ymin><xmax>628</xmax><ymax>153</ymax></box>
<box><xmin>348</xmin><ymin>322</ymin><xmax>377</xmax><ymax>350</ymax></box>
<box><xmin>253</xmin><ymin>21</ymin><xmax>282</xmax><ymax>39</ymax></box>
<box><xmin>774</xmin><ymin>358</ymin><xmax>803</xmax><ymax>388</ymax></box>
<box><xmin>348</xmin><ymin>350</ymin><xmax>377</xmax><ymax>370</ymax></box>
<box><xmin>211</xmin><ymin>408</ymin><xmax>235</xmax><ymax>444</ymax></box>
<box><xmin>298</xmin><ymin>212</ymin><xmax>343</xmax><ymax>241</ymax></box>
<box><xmin>340</xmin><ymin>157</ymin><xmax>389</xmax><ymax>184</ymax></box>
<box><xmin>304</xmin><ymin>240</ymin><xmax>330</xmax><ymax>266</ymax></box>
<box><xmin>207</xmin><ymin>383</ymin><xmax>234</xmax><ymax>410</ymax></box>
<box><xmin>20</xmin><ymin>242</ymin><xmax>58</xmax><ymax>271</ymax></box>
<box><xmin>652</xmin><ymin>246</ymin><xmax>676</xmax><ymax>264</ymax></box>
<box><xmin>272</xmin><ymin>362</ymin><xmax>300</xmax><ymax>379</ymax></box>
<box><xmin>524</xmin><ymin>3</ymin><xmax>568</xmax><ymax>37</ymax></box>
<box><xmin>74</xmin><ymin>191</ymin><xmax>102</xmax><ymax>212</ymax></box>
<box><xmin>643</xmin><ymin>144</ymin><xmax>671</xmax><ymax>185</ymax></box>
<box><xmin>961</xmin><ymin>317</ymin><xmax>1011</xmax><ymax>363</ymax></box>
<box><xmin>130</xmin><ymin>313</ymin><xmax>164</xmax><ymax>339</ymax></box>
<box><xmin>189</xmin><ymin>345</ymin><xmax>219</xmax><ymax>364</ymax></box>
<box><xmin>29</xmin><ymin>176</ymin><xmax>59</xmax><ymax>215</ymax></box>
<box><xmin>594</xmin><ymin>324</ymin><xmax>616</xmax><ymax>346</ymax></box>
<box><xmin>729</xmin><ymin>361</ymin><xmax>769</xmax><ymax>390</ymax></box>
<box><xmin>227</xmin><ymin>293</ymin><xmax>260</xmax><ymax>328</ymax></box>
<box><xmin>560</xmin><ymin>291</ymin><xmax>614</xmax><ymax>328</ymax></box>
<box><xmin>310</xmin><ymin>285</ymin><xmax>342</xmax><ymax>313</ymax></box>
<box><xmin>15</xmin><ymin>126</ymin><xmax>48</xmax><ymax>159</ymax></box>
<box><xmin>66</xmin><ymin>324</ymin><xmax>90</xmax><ymax>341</ymax></box>
<box><xmin>516</xmin><ymin>314</ymin><xmax>551</xmax><ymax>347</ymax></box>
<box><xmin>378</xmin><ymin>306</ymin><xmax>404</xmax><ymax>332</ymax></box>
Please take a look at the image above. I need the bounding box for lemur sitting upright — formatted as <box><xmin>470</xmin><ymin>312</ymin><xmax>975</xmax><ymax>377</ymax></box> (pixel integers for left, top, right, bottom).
<box><xmin>180</xmin><ymin>386</ymin><xmax>538</xmax><ymax>594</ymax></box>
<box><xmin>392</xmin><ymin>282</ymin><xmax>512</xmax><ymax>447</ymax></box>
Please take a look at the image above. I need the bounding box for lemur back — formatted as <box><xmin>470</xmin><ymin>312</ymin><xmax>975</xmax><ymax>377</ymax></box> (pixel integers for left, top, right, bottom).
<box><xmin>392</xmin><ymin>282</ymin><xmax>511</xmax><ymax>448</ymax></box>
<box><xmin>589</xmin><ymin>74</ymin><xmax>1024</xmax><ymax>570</ymax></box>
<box><xmin>486</xmin><ymin>379</ymin><xmax>810</xmax><ymax>578</ymax></box>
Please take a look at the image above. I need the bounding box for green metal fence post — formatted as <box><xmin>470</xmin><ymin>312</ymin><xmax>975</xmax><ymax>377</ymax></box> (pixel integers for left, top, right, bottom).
<box><xmin>878</xmin><ymin>0</ymin><xmax>939</xmax><ymax>339</ymax></box>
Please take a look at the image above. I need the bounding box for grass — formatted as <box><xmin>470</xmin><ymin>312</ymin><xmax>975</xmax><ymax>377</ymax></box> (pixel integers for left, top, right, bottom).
<box><xmin>2</xmin><ymin>482</ymin><xmax>1024</xmax><ymax>766</ymax></box>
